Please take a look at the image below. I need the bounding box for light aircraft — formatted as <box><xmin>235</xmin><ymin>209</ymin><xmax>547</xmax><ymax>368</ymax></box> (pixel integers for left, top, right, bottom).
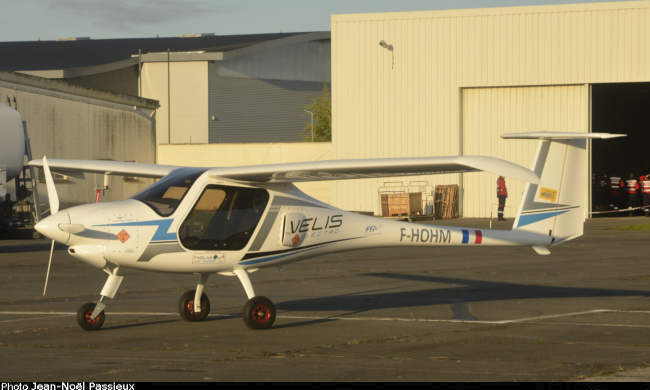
<box><xmin>0</xmin><ymin>103</ymin><xmax>25</xmax><ymax>199</ymax></box>
<box><xmin>29</xmin><ymin>132</ymin><xmax>622</xmax><ymax>330</ymax></box>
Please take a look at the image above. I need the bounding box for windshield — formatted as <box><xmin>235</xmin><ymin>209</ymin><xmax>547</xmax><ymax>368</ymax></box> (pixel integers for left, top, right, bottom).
<box><xmin>131</xmin><ymin>168</ymin><xmax>208</xmax><ymax>216</ymax></box>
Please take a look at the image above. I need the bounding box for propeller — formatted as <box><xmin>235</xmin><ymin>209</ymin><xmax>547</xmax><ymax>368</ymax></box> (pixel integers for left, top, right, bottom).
<box><xmin>42</xmin><ymin>156</ymin><xmax>59</xmax><ymax>296</ymax></box>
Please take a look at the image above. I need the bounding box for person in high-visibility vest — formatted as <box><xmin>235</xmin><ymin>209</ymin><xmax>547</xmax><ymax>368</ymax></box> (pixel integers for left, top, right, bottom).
<box><xmin>640</xmin><ymin>173</ymin><xmax>650</xmax><ymax>217</ymax></box>
<box><xmin>625</xmin><ymin>172</ymin><xmax>640</xmax><ymax>216</ymax></box>
<box><xmin>609</xmin><ymin>173</ymin><xmax>623</xmax><ymax>210</ymax></box>
<box><xmin>496</xmin><ymin>176</ymin><xmax>508</xmax><ymax>221</ymax></box>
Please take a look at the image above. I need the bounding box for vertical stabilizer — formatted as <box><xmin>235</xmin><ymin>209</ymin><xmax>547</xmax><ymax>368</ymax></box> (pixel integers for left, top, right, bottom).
<box><xmin>503</xmin><ymin>132</ymin><xmax>624</xmax><ymax>246</ymax></box>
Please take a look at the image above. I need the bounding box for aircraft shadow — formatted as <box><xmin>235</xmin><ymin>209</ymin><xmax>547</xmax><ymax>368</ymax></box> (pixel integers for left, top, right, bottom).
<box><xmin>275</xmin><ymin>272</ymin><xmax>649</xmax><ymax>318</ymax></box>
<box><xmin>0</xmin><ymin>242</ymin><xmax>66</xmax><ymax>253</ymax></box>
<box><xmin>101</xmin><ymin>318</ymin><xmax>180</xmax><ymax>330</ymax></box>
<box><xmin>100</xmin><ymin>313</ymin><xmax>239</xmax><ymax>331</ymax></box>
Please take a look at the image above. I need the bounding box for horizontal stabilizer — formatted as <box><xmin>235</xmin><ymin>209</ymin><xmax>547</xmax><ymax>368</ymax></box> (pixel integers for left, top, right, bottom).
<box><xmin>502</xmin><ymin>132</ymin><xmax>625</xmax><ymax>140</ymax></box>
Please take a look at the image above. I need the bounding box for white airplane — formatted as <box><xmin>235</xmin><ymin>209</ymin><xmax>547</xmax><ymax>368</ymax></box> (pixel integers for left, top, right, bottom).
<box><xmin>29</xmin><ymin>132</ymin><xmax>622</xmax><ymax>331</ymax></box>
<box><xmin>0</xmin><ymin>103</ymin><xmax>25</xmax><ymax>200</ymax></box>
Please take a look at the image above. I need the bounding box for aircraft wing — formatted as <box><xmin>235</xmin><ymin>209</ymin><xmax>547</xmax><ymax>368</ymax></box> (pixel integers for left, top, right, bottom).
<box><xmin>28</xmin><ymin>159</ymin><xmax>181</xmax><ymax>179</ymax></box>
<box><xmin>207</xmin><ymin>156</ymin><xmax>541</xmax><ymax>184</ymax></box>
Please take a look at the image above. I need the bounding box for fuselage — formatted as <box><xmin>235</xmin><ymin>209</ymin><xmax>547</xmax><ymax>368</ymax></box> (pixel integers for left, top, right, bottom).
<box><xmin>36</xmin><ymin>168</ymin><xmax>553</xmax><ymax>273</ymax></box>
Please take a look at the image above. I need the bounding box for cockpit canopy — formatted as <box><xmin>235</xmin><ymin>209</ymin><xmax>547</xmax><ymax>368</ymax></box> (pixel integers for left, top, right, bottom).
<box><xmin>131</xmin><ymin>168</ymin><xmax>207</xmax><ymax>217</ymax></box>
<box><xmin>132</xmin><ymin>167</ymin><xmax>270</xmax><ymax>251</ymax></box>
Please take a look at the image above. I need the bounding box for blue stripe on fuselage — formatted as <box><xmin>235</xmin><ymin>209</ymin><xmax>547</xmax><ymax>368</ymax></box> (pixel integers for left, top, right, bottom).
<box><xmin>239</xmin><ymin>244</ymin><xmax>332</xmax><ymax>266</ymax></box>
<box><xmin>96</xmin><ymin>219</ymin><xmax>177</xmax><ymax>242</ymax></box>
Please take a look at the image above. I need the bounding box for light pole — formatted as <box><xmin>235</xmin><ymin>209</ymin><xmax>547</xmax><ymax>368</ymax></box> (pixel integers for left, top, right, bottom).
<box><xmin>304</xmin><ymin>109</ymin><xmax>314</xmax><ymax>142</ymax></box>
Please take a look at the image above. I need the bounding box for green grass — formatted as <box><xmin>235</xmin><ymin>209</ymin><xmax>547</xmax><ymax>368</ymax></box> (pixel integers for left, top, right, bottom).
<box><xmin>610</xmin><ymin>223</ymin><xmax>650</xmax><ymax>231</ymax></box>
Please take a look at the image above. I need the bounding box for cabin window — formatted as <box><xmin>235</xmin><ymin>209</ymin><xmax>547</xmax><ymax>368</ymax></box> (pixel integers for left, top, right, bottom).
<box><xmin>131</xmin><ymin>168</ymin><xmax>207</xmax><ymax>217</ymax></box>
<box><xmin>179</xmin><ymin>185</ymin><xmax>269</xmax><ymax>251</ymax></box>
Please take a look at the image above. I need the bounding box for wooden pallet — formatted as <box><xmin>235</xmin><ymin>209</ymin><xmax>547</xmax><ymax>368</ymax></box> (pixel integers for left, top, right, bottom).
<box><xmin>434</xmin><ymin>185</ymin><xmax>458</xmax><ymax>219</ymax></box>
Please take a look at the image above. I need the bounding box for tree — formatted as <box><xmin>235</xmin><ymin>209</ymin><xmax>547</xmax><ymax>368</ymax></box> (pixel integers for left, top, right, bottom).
<box><xmin>300</xmin><ymin>83</ymin><xmax>331</xmax><ymax>142</ymax></box>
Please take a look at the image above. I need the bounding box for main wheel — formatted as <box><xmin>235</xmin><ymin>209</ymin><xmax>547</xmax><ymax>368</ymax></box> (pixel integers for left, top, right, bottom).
<box><xmin>242</xmin><ymin>296</ymin><xmax>276</xmax><ymax>330</ymax></box>
<box><xmin>77</xmin><ymin>302</ymin><xmax>105</xmax><ymax>331</ymax></box>
<box><xmin>178</xmin><ymin>290</ymin><xmax>210</xmax><ymax>322</ymax></box>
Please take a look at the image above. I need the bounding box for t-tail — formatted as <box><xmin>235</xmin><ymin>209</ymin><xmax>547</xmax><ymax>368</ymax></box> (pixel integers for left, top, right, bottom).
<box><xmin>504</xmin><ymin>132</ymin><xmax>625</xmax><ymax>250</ymax></box>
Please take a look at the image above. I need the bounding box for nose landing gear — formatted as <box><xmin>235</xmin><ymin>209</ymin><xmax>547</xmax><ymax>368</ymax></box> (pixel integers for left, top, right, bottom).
<box><xmin>77</xmin><ymin>302</ymin><xmax>105</xmax><ymax>331</ymax></box>
<box><xmin>178</xmin><ymin>289</ymin><xmax>210</xmax><ymax>321</ymax></box>
<box><xmin>77</xmin><ymin>266</ymin><xmax>122</xmax><ymax>331</ymax></box>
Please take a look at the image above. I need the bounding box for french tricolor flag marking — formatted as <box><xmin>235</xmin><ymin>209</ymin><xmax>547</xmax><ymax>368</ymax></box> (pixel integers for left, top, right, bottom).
<box><xmin>461</xmin><ymin>229</ymin><xmax>482</xmax><ymax>244</ymax></box>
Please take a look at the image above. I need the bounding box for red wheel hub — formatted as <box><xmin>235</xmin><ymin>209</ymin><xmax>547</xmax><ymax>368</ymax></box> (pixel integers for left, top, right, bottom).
<box><xmin>84</xmin><ymin>311</ymin><xmax>100</xmax><ymax>324</ymax></box>
<box><xmin>252</xmin><ymin>304</ymin><xmax>270</xmax><ymax>324</ymax></box>
<box><xmin>186</xmin><ymin>300</ymin><xmax>196</xmax><ymax>314</ymax></box>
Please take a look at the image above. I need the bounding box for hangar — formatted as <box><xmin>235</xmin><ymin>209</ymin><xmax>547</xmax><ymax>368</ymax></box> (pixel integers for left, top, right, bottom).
<box><xmin>331</xmin><ymin>1</ymin><xmax>650</xmax><ymax>218</ymax></box>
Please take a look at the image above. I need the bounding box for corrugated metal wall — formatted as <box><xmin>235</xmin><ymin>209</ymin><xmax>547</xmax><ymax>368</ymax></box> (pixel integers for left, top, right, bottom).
<box><xmin>215</xmin><ymin>39</ymin><xmax>331</xmax><ymax>82</ymax></box>
<box><xmin>462</xmin><ymin>85</ymin><xmax>588</xmax><ymax>219</ymax></box>
<box><xmin>332</xmin><ymin>1</ymin><xmax>650</xmax><ymax>216</ymax></box>
<box><xmin>209</xmin><ymin>37</ymin><xmax>330</xmax><ymax>143</ymax></box>
<box><xmin>208</xmin><ymin>75</ymin><xmax>328</xmax><ymax>143</ymax></box>
<box><xmin>66</xmin><ymin>66</ymin><xmax>139</xmax><ymax>96</ymax></box>
<box><xmin>0</xmin><ymin>73</ymin><xmax>157</xmax><ymax>208</ymax></box>
<box><xmin>141</xmin><ymin>62</ymin><xmax>208</xmax><ymax>144</ymax></box>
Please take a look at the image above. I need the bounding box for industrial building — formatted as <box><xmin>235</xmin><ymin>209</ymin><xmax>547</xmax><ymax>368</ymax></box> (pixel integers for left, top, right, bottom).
<box><xmin>0</xmin><ymin>32</ymin><xmax>331</xmax><ymax>144</ymax></box>
<box><xmin>331</xmin><ymin>1</ymin><xmax>650</xmax><ymax>218</ymax></box>
<box><xmin>0</xmin><ymin>70</ymin><xmax>158</xmax><ymax>210</ymax></box>
<box><xmin>0</xmin><ymin>32</ymin><xmax>332</xmax><ymax>214</ymax></box>
<box><xmin>3</xmin><ymin>2</ymin><xmax>649</xmax><ymax>220</ymax></box>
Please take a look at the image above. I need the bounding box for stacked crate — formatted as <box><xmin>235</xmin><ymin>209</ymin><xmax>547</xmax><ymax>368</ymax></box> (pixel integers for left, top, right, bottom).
<box><xmin>434</xmin><ymin>185</ymin><xmax>458</xmax><ymax>219</ymax></box>
<box><xmin>380</xmin><ymin>193</ymin><xmax>422</xmax><ymax>217</ymax></box>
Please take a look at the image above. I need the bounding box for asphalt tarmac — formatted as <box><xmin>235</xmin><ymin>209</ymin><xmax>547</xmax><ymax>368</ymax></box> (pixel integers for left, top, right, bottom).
<box><xmin>1</xmin><ymin>217</ymin><xmax>649</xmax><ymax>382</ymax></box>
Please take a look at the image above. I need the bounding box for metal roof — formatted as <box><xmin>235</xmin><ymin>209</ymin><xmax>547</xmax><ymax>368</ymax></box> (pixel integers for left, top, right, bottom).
<box><xmin>0</xmin><ymin>32</ymin><xmax>319</xmax><ymax>72</ymax></box>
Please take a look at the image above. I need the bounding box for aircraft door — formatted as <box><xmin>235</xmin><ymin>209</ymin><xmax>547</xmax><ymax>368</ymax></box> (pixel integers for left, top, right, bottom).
<box><xmin>179</xmin><ymin>185</ymin><xmax>269</xmax><ymax>251</ymax></box>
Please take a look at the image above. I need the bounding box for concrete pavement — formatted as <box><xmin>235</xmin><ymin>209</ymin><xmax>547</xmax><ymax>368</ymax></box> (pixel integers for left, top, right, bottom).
<box><xmin>0</xmin><ymin>217</ymin><xmax>649</xmax><ymax>382</ymax></box>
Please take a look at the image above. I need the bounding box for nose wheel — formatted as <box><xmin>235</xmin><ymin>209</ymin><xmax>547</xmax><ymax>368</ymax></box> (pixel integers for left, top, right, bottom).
<box><xmin>77</xmin><ymin>302</ymin><xmax>105</xmax><ymax>331</ymax></box>
<box><xmin>242</xmin><ymin>296</ymin><xmax>276</xmax><ymax>330</ymax></box>
<box><xmin>76</xmin><ymin>267</ymin><xmax>121</xmax><ymax>331</ymax></box>
<box><xmin>178</xmin><ymin>289</ymin><xmax>211</xmax><ymax>321</ymax></box>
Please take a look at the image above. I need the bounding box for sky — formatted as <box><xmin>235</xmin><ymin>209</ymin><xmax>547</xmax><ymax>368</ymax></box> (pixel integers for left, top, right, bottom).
<box><xmin>0</xmin><ymin>0</ymin><xmax>637</xmax><ymax>42</ymax></box>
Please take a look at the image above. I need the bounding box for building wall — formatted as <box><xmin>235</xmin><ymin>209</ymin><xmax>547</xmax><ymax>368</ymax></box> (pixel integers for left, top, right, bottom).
<box><xmin>137</xmin><ymin>36</ymin><xmax>331</xmax><ymax>145</ymax></box>
<box><xmin>215</xmin><ymin>39</ymin><xmax>331</xmax><ymax>82</ymax></box>
<box><xmin>66</xmin><ymin>66</ymin><xmax>139</xmax><ymax>96</ymax></box>
<box><xmin>462</xmin><ymin>85</ymin><xmax>589</xmax><ymax>218</ymax></box>
<box><xmin>208</xmin><ymin>73</ymin><xmax>328</xmax><ymax>143</ymax></box>
<box><xmin>141</xmin><ymin>61</ymin><xmax>209</xmax><ymax>144</ymax></box>
<box><xmin>331</xmin><ymin>1</ymin><xmax>650</xmax><ymax>216</ymax></box>
<box><xmin>157</xmin><ymin>142</ymin><xmax>333</xmax><ymax>204</ymax></box>
<box><xmin>0</xmin><ymin>71</ymin><xmax>157</xmax><ymax>211</ymax></box>
<box><xmin>210</xmin><ymin>39</ymin><xmax>331</xmax><ymax>143</ymax></box>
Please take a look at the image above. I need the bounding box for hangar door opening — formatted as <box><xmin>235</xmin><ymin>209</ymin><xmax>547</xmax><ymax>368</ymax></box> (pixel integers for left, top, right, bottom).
<box><xmin>591</xmin><ymin>82</ymin><xmax>650</xmax><ymax>215</ymax></box>
<box><xmin>461</xmin><ymin>85</ymin><xmax>589</xmax><ymax>219</ymax></box>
